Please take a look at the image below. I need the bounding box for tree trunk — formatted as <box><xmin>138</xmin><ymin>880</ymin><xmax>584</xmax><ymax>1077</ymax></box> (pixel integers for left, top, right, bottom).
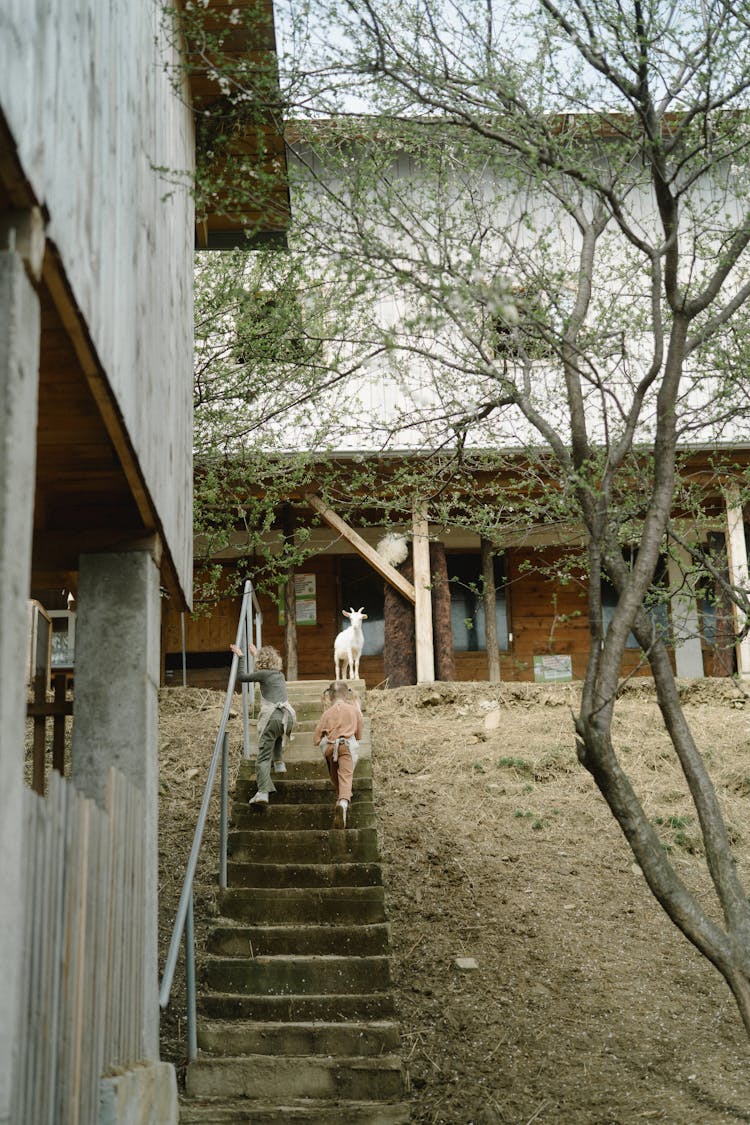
<box><xmin>481</xmin><ymin>537</ymin><xmax>501</xmax><ymax>683</ymax></box>
<box><xmin>284</xmin><ymin>574</ymin><xmax>298</xmax><ymax>681</ymax></box>
<box><xmin>384</xmin><ymin>555</ymin><xmax>416</xmax><ymax>686</ymax></box>
<box><xmin>430</xmin><ymin>541</ymin><xmax>455</xmax><ymax>681</ymax></box>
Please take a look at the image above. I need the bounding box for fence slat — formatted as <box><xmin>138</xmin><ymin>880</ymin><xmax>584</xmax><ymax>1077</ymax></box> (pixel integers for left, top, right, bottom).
<box><xmin>13</xmin><ymin>769</ymin><xmax>146</xmax><ymax>1125</ymax></box>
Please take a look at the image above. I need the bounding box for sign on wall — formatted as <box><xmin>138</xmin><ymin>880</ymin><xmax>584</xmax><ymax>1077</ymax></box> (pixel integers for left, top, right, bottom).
<box><xmin>533</xmin><ymin>653</ymin><xmax>573</xmax><ymax>683</ymax></box>
<box><xmin>279</xmin><ymin>574</ymin><xmax>317</xmax><ymax>626</ymax></box>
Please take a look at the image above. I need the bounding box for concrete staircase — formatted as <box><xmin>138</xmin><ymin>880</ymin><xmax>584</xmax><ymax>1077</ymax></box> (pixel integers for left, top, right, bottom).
<box><xmin>179</xmin><ymin>681</ymin><xmax>410</xmax><ymax>1124</ymax></box>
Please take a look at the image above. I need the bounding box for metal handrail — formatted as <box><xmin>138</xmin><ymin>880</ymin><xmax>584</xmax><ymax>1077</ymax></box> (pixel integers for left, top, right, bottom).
<box><xmin>159</xmin><ymin>579</ymin><xmax>262</xmax><ymax>1058</ymax></box>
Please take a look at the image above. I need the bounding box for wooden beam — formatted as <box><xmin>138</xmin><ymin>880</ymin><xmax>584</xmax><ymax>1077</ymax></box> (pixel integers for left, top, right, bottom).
<box><xmin>412</xmin><ymin>499</ymin><xmax>435</xmax><ymax>684</ymax></box>
<box><xmin>304</xmin><ymin>493</ymin><xmax>416</xmax><ymax>604</ymax></box>
<box><xmin>33</xmin><ymin>530</ymin><xmax>162</xmax><ymax>572</ymax></box>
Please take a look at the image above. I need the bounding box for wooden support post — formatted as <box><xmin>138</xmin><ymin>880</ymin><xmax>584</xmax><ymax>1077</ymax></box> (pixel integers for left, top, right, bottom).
<box><xmin>412</xmin><ymin>500</ymin><xmax>435</xmax><ymax>684</ymax></box>
<box><xmin>481</xmin><ymin>537</ymin><xmax>502</xmax><ymax>683</ymax></box>
<box><xmin>282</xmin><ymin>506</ymin><xmax>298</xmax><ymax>681</ymax></box>
<box><xmin>430</xmin><ymin>542</ymin><xmax>455</xmax><ymax>681</ymax></box>
<box><xmin>52</xmin><ymin>672</ymin><xmax>67</xmax><ymax>775</ymax></box>
<box><xmin>724</xmin><ymin>486</ymin><xmax>750</xmax><ymax>679</ymax></box>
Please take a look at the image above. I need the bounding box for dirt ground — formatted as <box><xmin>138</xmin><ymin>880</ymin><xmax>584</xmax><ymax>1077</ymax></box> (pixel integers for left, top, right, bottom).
<box><xmin>157</xmin><ymin>678</ymin><xmax>750</xmax><ymax>1124</ymax></box>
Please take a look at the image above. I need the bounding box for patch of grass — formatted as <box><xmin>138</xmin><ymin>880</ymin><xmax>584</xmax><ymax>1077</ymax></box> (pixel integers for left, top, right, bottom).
<box><xmin>497</xmin><ymin>756</ymin><xmax>534</xmax><ymax>775</ymax></box>
<box><xmin>514</xmin><ymin>808</ymin><xmax>560</xmax><ymax>831</ymax></box>
<box><xmin>651</xmin><ymin>813</ymin><xmax>702</xmax><ymax>854</ymax></box>
<box><xmin>472</xmin><ymin>761</ymin><xmax>487</xmax><ymax>773</ymax></box>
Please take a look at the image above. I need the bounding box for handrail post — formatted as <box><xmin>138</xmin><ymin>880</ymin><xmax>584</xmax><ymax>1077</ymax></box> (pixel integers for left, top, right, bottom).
<box><xmin>185</xmin><ymin>890</ymin><xmax>198</xmax><ymax>1061</ymax></box>
<box><xmin>219</xmin><ymin>731</ymin><xmax>229</xmax><ymax>891</ymax></box>
<box><xmin>241</xmin><ymin>599</ymin><xmax>251</xmax><ymax>760</ymax></box>
<box><xmin>159</xmin><ymin>579</ymin><xmax>251</xmax><ymax>1011</ymax></box>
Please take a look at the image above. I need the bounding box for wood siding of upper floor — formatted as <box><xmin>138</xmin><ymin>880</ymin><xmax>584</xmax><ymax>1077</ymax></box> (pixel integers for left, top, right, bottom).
<box><xmin>0</xmin><ymin>2</ymin><xmax>195</xmax><ymax>597</ymax></box>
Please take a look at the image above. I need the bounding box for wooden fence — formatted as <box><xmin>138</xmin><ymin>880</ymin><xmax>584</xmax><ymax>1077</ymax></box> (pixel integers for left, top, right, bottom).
<box><xmin>12</xmin><ymin>769</ymin><xmax>145</xmax><ymax>1125</ymax></box>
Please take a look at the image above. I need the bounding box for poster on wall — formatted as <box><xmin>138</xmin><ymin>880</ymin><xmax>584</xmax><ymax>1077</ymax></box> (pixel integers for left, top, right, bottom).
<box><xmin>533</xmin><ymin>654</ymin><xmax>573</xmax><ymax>683</ymax></box>
<box><xmin>278</xmin><ymin>574</ymin><xmax>317</xmax><ymax>626</ymax></box>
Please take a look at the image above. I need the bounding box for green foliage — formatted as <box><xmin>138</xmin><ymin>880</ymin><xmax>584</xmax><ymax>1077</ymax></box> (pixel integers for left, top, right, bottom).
<box><xmin>497</xmin><ymin>756</ymin><xmax>534</xmax><ymax>775</ymax></box>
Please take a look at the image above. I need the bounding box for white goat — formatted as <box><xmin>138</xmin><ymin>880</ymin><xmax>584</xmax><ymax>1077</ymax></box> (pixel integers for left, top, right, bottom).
<box><xmin>334</xmin><ymin>607</ymin><xmax>368</xmax><ymax>681</ymax></box>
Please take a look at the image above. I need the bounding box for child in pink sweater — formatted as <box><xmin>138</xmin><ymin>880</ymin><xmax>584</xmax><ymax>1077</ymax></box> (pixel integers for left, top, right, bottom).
<box><xmin>313</xmin><ymin>681</ymin><xmax>363</xmax><ymax>829</ymax></box>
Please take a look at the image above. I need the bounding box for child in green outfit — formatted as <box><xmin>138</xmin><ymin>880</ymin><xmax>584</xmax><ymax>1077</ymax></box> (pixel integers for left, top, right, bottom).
<box><xmin>230</xmin><ymin>642</ymin><xmax>296</xmax><ymax>810</ymax></box>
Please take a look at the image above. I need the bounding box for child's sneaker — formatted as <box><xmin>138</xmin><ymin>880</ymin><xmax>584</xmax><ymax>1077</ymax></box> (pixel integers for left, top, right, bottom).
<box><xmin>273</xmin><ymin>761</ymin><xmax>287</xmax><ymax>774</ymax></box>
<box><xmin>333</xmin><ymin>799</ymin><xmax>348</xmax><ymax>829</ymax></box>
<box><xmin>249</xmin><ymin>791</ymin><xmax>269</xmax><ymax>812</ymax></box>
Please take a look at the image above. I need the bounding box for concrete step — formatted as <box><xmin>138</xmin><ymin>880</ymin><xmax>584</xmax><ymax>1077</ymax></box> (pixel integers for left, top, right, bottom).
<box><xmin>226</xmin><ymin>860</ymin><xmax>383</xmax><ymax>889</ymax></box>
<box><xmin>228</xmin><ymin>827</ymin><xmax>380</xmax><ymax>864</ymax></box>
<box><xmin>203</xmin><ymin>954</ymin><xmax>392</xmax><ymax>996</ymax></box>
<box><xmin>196</xmin><ymin>1018</ymin><xmax>401</xmax><ymax>1057</ymax></box>
<box><xmin>219</xmin><ymin>886</ymin><xmax>386</xmax><ymax>925</ymax></box>
<box><xmin>185</xmin><ymin>1053</ymin><xmax>404</xmax><ymax>1102</ymax></box>
<box><xmin>237</xmin><ymin>758</ymin><xmax>373</xmax><ymax>780</ymax></box>
<box><xmin>207</xmin><ymin>922</ymin><xmax>391</xmax><ymax>958</ymax></box>
<box><xmin>284</xmin><ymin>679</ymin><xmax>366</xmax><ymax>702</ymax></box>
<box><xmin>178</xmin><ymin>1095</ymin><xmax>410</xmax><ymax>1124</ymax></box>
<box><xmin>285</xmin><ymin>677</ymin><xmax>365</xmax><ymax>692</ymax></box>
<box><xmin>231</xmin><ymin>802</ymin><xmax>376</xmax><ymax>831</ymax></box>
<box><xmin>199</xmin><ymin>991</ymin><xmax>396</xmax><ymax>1022</ymax></box>
<box><xmin>234</xmin><ymin>778</ymin><xmax>372</xmax><ymax>804</ymax></box>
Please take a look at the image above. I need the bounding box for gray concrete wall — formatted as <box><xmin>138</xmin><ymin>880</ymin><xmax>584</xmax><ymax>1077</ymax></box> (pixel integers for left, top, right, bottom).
<box><xmin>0</xmin><ymin>251</ymin><xmax>40</xmax><ymax>1125</ymax></box>
<box><xmin>0</xmin><ymin>2</ymin><xmax>194</xmax><ymax>598</ymax></box>
<box><xmin>71</xmin><ymin>550</ymin><xmax>162</xmax><ymax>1060</ymax></box>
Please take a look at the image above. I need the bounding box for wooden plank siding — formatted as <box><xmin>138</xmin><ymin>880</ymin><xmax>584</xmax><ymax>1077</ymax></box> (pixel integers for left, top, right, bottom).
<box><xmin>165</xmin><ymin>544</ymin><xmax>676</xmax><ymax>688</ymax></box>
<box><xmin>163</xmin><ymin>556</ymin><xmax>343</xmax><ymax>687</ymax></box>
<box><xmin>12</xmin><ymin>769</ymin><xmax>145</xmax><ymax>1125</ymax></box>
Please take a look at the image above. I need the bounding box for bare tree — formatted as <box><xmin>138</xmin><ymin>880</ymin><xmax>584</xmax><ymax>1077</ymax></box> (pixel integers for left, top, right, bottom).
<box><xmin>277</xmin><ymin>0</ymin><xmax>750</xmax><ymax>1032</ymax></box>
<box><xmin>182</xmin><ymin>0</ymin><xmax>750</xmax><ymax>1029</ymax></box>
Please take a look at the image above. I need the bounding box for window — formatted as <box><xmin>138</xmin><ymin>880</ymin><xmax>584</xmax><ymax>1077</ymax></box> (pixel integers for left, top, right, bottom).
<box><xmin>491</xmin><ymin>290</ymin><xmax>556</xmax><ymax>362</ymax></box>
<box><xmin>601</xmin><ymin>554</ymin><xmax>670</xmax><ymax>649</ymax></box>
<box><xmin>234</xmin><ymin>289</ymin><xmax>310</xmax><ymax>367</ymax></box>
<box><xmin>340</xmin><ymin>558</ymin><xmax>385</xmax><ymax>656</ymax></box>
<box><xmin>448</xmin><ymin>554</ymin><xmax>508</xmax><ymax>652</ymax></box>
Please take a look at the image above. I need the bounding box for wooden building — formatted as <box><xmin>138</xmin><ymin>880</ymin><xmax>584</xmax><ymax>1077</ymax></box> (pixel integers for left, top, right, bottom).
<box><xmin>165</xmin><ymin>449</ymin><xmax>750</xmax><ymax>690</ymax></box>
<box><xmin>0</xmin><ymin>3</ymin><xmax>286</xmax><ymax>1123</ymax></box>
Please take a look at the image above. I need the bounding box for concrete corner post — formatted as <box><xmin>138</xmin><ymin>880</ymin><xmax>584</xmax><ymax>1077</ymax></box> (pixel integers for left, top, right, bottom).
<box><xmin>724</xmin><ymin>487</ymin><xmax>750</xmax><ymax>679</ymax></box>
<box><xmin>0</xmin><ymin>250</ymin><xmax>40</xmax><ymax>1125</ymax></box>
<box><xmin>71</xmin><ymin>549</ymin><xmax>162</xmax><ymax>1060</ymax></box>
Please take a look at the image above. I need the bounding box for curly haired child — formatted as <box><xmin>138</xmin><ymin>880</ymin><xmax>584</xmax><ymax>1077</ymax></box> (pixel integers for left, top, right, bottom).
<box><xmin>230</xmin><ymin>642</ymin><xmax>295</xmax><ymax>810</ymax></box>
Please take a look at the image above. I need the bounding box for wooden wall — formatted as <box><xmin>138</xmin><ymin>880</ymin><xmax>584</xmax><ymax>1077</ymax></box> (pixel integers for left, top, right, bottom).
<box><xmin>165</xmin><ymin>545</ymin><xmax>674</xmax><ymax>688</ymax></box>
<box><xmin>0</xmin><ymin>2</ymin><xmax>195</xmax><ymax>596</ymax></box>
<box><xmin>163</xmin><ymin>556</ymin><xmax>343</xmax><ymax>687</ymax></box>
<box><xmin>13</xmin><ymin>770</ymin><xmax>145</xmax><ymax>1125</ymax></box>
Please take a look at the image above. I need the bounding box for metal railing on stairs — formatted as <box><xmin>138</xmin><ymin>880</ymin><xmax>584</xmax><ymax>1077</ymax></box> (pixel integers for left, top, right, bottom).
<box><xmin>159</xmin><ymin>579</ymin><xmax>262</xmax><ymax>1060</ymax></box>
